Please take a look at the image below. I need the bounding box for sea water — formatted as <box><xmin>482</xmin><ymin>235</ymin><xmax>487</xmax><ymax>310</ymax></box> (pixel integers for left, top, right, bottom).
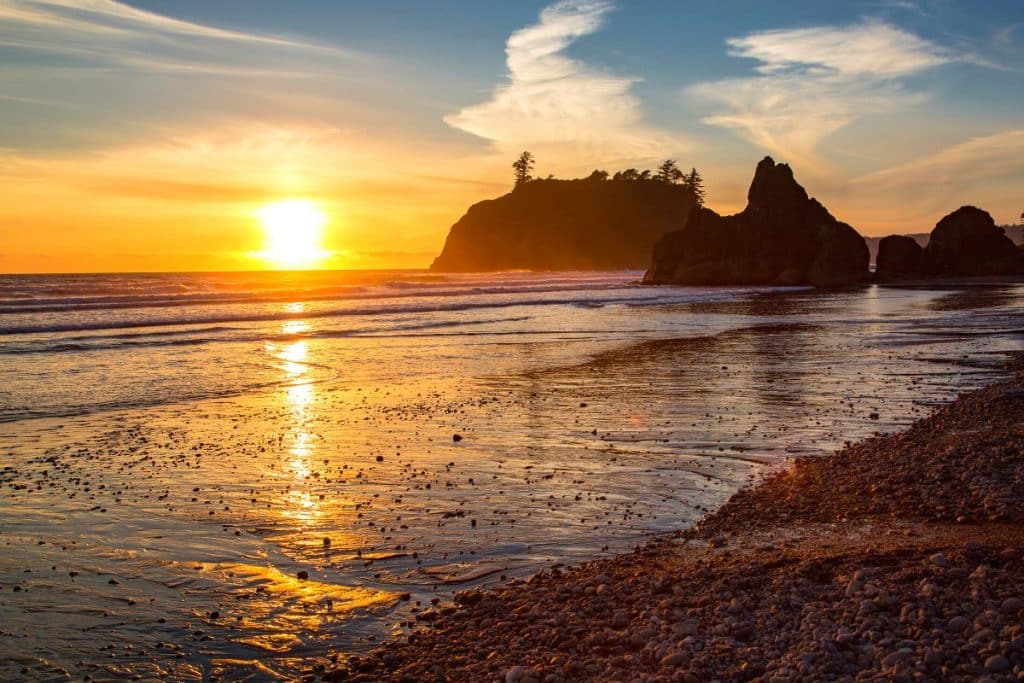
<box><xmin>1</xmin><ymin>270</ymin><xmax>1021</xmax><ymax>680</ymax></box>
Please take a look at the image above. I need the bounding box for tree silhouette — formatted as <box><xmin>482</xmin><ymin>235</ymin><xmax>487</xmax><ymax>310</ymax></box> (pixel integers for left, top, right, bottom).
<box><xmin>512</xmin><ymin>151</ymin><xmax>535</xmax><ymax>186</ymax></box>
<box><xmin>587</xmin><ymin>170</ymin><xmax>609</xmax><ymax>181</ymax></box>
<box><xmin>682</xmin><ymin>167</ymin><xmax>706</xmax><ymax>206</ymax></box>
<box><xmin>614</xmin><ymin>168</ymin><xmax>640</xmax><ymax>181</ymax></box>
<box><xmin>656</xmin><ymin>159</ymin><xmax>684</xmax><ymax>184</ymax></box>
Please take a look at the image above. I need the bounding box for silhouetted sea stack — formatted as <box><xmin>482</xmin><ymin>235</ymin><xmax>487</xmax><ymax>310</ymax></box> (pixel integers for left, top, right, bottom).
<box><xmin>921</xmin><ymin>206</ymin><xmax>1023</xmax><ymax>277</ymax></box>
<box><xmin>875</xmin><ymin>235</ymin><xmax>925</xmax><ymax>279</ymax></box>
<box><xmin>643</xmin><ymin>157</ymin><xmax>869</xmax><ymax>287</ymax></box>
<box><xmin>430</xmin><ymin>176</ymin><xmax>694</xmax><ymax>272</ymax></box>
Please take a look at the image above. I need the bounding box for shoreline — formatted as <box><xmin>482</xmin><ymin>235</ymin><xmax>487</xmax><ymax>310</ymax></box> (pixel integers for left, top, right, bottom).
<box><xmin>320</xmin><ymin>351</ymin><xmax>1024</xmax><ymax>682</ymax></box>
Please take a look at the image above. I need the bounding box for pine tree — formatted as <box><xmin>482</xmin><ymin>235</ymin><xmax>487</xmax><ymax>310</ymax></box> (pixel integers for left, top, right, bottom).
<box><xmin>682</xmin><ymin>167</ymin><xmax>706</xmax><ymax>206</ymax></box>
<box><xmin>512</xmin><ymin>151</ymin><xmax>535</xmax><ymax>186</ymax></box>
<box><xmin>655</xmin><ymin>159</ymin><xmax>684</xmax><ymax>184</ymax></box>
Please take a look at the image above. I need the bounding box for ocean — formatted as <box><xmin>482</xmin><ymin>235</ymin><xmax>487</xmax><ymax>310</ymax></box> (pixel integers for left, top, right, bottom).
<box><xmin>1</xmin><ymin>270</ymin><xmax>1022</xmax><ymax>681</ymax></box>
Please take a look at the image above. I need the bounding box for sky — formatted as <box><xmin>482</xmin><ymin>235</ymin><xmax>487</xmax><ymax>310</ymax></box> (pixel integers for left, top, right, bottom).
<box><xmin>0</xmin><ymin>0</ymin><xmax>1022</xmax><ymax>273</ymax></box>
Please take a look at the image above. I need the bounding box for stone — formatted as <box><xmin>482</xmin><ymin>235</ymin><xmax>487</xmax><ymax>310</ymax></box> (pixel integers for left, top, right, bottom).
<box><xmin>661</xmin><ymin>652</ymin><xmax>687</xmax><ymax>667</ymax></box>
<box><xmin>948</xmin><ymin>616</ymin><xmax>971</xmax><ymax>632</ymax></box>
<box><xmin>984</xmin><ymin>655</ymin><xmax>1011</xmax><ymax>673</ymax></box>
<box><xmin>922</xmin><ymin>206</ymin><xmax>1023</xmax><ymax>276</ymax></box>
<box><xmin>644</xmin><ymin>157</ymin><xmax>869</xmax><ymax>287</ymax></box>
<box><xmin>876</xmin><ymin>235</ymin><xmax>924</xmax><ymax>279</ymax></box>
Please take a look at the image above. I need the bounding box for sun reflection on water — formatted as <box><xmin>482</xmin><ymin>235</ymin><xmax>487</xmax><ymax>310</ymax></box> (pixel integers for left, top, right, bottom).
<box><xmin>267</xmin><ymin>321</ymin><xmax>324</xmax><ymax>524</ymax></box>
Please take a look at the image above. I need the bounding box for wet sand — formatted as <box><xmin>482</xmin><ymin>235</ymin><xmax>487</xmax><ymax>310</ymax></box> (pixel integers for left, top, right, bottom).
<box><xmin>332</xmin><ymin>352</ymin><xmax>1024</xmax><ymax>682</ymax></box>
<box><xmin>3</xmin><ymin>282</ymin><xmax>1022</xmax><ymax>680</ymax></box>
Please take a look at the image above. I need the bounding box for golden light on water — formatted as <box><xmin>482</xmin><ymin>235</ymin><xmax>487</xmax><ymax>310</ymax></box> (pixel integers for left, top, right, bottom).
<box><xmin>256</xmin><ymin>199</ymin><xmax>330</xmax><ymax>269</ymax></box>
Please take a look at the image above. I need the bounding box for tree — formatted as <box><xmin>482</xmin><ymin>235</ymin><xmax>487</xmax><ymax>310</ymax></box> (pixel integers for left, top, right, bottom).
<box><xmin>655</xmin><ymin>159</ymin><xmax>684</xmax><ymax>184</ymax></box>
<box><xmin>638</xmin><ymin>169</ymin><xmax>652</xmax><ymax>181</ymax></box>
<box><xmin>512</xmin><ymin>151</ymin><xmax>535</xmax><ymax>186</ymax></box>
<box><xmin>682</xmin><ymin>167</ymin><xmax>706</xmax><ymax>206</ymax></box>
<box><xmin>587</xmin><ymin>169</ymin><xmax>609</xmax><ymax>181</ymax></box>
<box><xmin>614</xmin><ymin>168</ymin><xmax>640</xmax><ymax>181</ymax></box>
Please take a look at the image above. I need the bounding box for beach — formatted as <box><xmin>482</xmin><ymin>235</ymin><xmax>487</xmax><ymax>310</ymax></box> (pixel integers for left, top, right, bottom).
<box><xmin>327</xmin><ymin>351</ymin><xmax>1024</xmax><ymax>682</ymax></box>
<box><xmin>1</xmin><ymin>274</ymin><xmax>1022</xmax><ymax>681</ymax></box>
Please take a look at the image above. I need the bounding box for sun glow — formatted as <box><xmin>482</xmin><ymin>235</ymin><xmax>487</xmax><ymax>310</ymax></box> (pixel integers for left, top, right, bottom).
<box><xmin>257</xmin><ymin>199</ymin><xmax>330</xmax><ymax>268</ymax></box>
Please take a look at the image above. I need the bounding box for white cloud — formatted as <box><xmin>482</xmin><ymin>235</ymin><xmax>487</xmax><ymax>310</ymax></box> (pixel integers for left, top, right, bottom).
<box><xmin>690</xmin><ymin>20</ymin><xmax>950</xmax><ymax>168</ymax></box>
<box><xmin>725</xmin><ymin>20</ymin><xmax>948</xmax><ymax>77</ymax></box>
<box><xmin>444</xmin><ymin>0</ymin><xmax>686</xmax><ymax>165</ymax></box>
<box><xmin>0</xmin><ymin>0</ymin><xmax>360</xmax><ymax>75</ymax></box>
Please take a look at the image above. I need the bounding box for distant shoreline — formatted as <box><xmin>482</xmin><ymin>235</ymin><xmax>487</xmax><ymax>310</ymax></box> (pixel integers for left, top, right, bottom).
<box><xmin>327</xmin><ymin>351</ymin><xmax>1024</xmax><ymax>681</ymax></box>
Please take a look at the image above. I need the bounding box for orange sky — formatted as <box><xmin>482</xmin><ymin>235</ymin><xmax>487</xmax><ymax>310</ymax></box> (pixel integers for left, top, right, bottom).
<box><xmin>1</xmin><ymin>1</ymin><xmax>1021</xmax><ymax>274</ymax></box>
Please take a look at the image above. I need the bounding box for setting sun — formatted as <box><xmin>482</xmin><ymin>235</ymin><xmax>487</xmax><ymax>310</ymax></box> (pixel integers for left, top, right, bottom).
<box><xmin>256</xmin><ymin>199</ymin><xmax>330</xmax><ymax>269</ymax></box>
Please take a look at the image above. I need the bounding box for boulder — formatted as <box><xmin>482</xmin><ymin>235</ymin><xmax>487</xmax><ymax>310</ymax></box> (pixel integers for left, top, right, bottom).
<box><xmin>644</xmin><ymin>157</ymin><xmax>869</xmax><ymax>287</ymax></box>
<box><xmin>922</xmin><ymin>206</ymin><xmax>1023</xmax><ymax>277</ymax></box>
<box><xmin>876</xmin><ymin>235</ymin><xmax>925</xmax><ymax>279</ymax></box>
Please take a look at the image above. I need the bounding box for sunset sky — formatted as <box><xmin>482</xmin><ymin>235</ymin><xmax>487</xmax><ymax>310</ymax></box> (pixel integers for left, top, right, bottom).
<box><xmin>1</xmin><ymin>0</ymin><xmax>1022</xmax><ymax>273</ymax></box>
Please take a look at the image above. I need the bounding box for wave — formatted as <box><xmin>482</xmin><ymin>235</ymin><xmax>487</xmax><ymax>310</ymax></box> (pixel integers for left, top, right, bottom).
<box><xmin>0</xmin><ymin>279</ymin><xmax>756</xmax><ymax>337</ymax></box>
<box><xmin>0</xmin><ymin>315</ymin><xmax>539</xmax><ymax>355</ymax></box>
<box><xmin>0</xmin><ymin>278</ymin><xmax>635</xmax><ymax>315</ymax></box>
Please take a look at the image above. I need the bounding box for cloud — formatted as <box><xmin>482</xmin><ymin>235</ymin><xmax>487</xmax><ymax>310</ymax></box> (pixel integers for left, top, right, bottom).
<box><xmin>689</xmin><ymin>20</ymin><xmax>951</xmax><ymax>168</ymax></box>
<box><xmin>0</xmin><ymin>0</ymin><xmax>360</xmax><ymax>75</ymax></box>
<box><xmin>847</xmin><ymin>130</ymin><xmax>1024</xmax><ymax>227</ymax></box>
<box><xmin>444</xmin><ymin>0</ymin><xmax>686</xmax><ymax>165</ymax></box>
<box><xmin>854</xmin><ymin>129</ymin><xmax>1024</xmax><ymax>190</ymax></box>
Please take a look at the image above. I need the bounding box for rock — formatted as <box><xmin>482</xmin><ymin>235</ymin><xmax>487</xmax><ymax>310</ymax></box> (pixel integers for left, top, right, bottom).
<box><xmin>876</xmin><ymin>235</ymin><xmax>924</xmax><ymax>279</ymax></box>
<box><xmin>644</xmin><ymin>157</ymin><xmax>869</xmax><ymax>287</ymax></box>
<box><xmin>672</xmin><ymin>619</ymin><xmax>700</xmax><ymax>637</ymax></box>
<box><xmin>922</xmin><ymin>206</ymin><xmax>1023</xmax><ymax>276</ymax></box>
<box><xmin>660</xmin><ymin>652</ymin><xmax>687</xmax><ymax>667</ymax></box>
<box><xmin>454</xmin><ymin>589</ymin><xmax>483</xmax><ymax>606</ymax></box>
<box><xmin>984</xmin><ymin>654</ymin><xmax>1011</xmax><ymax>673</ymax></box>
<box><xmin>431</xmin><ymin>175</ymin><xmax>695</xmax><ymax>272</ymax></box>
<box><xmin>948</xmin><ymin>616</ymin><xmax>971</xmax><ymax>632</ymax></box>
<box><xmin>1001</xmin><ymin>597</ymin><xmax>1022</xmax><ymax>615</ymax></box>
<box><xmin>929</xmin><ymin>553</ymin><xmax>950</xmax><ymax>568</ymax></box>
<box><xmin>504</xmin><ymin>665</ymin><xmax>525</xmax><ymax>683</ymax></box>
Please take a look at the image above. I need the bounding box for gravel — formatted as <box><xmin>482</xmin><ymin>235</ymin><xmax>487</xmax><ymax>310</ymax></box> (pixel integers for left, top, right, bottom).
<box><xmin>315</xmin><ymin>354</ymin><xmax>1024</xmax><ymax>682</ymax></box>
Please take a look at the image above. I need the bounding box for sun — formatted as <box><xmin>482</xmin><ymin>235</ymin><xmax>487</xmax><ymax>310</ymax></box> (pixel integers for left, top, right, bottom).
<box><xmin>256</xmin><ymin>199</ymin><xmax>330</xmax><ymax>269</ymax></box>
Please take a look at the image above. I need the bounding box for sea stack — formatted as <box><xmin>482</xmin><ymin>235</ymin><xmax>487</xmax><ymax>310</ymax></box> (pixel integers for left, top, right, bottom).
<box><xmin>875</xmin><ymin>235</ymin><xmax>925</xmax><ymax>279</ymax></box>
<box><xmin>643</xmin><ymin>157</ymin><xmax>869</xmax><ymax>287</ymax></box>
<box><xmin>922</xmin><ymin>206</ymin><xmax>1023</xmax><ymax>277</ymax></box>
<box><xmin>430</xmin><ymin>176</ymin><xmax>695</xmax><ymax>272</ymax></box>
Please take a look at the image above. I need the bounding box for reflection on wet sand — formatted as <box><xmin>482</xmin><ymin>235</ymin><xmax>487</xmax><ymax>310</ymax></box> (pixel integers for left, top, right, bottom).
<box><xmin>1</xmin><ymin>286</ymin><xmax>1022</xmax><ymax>680</ymax></box>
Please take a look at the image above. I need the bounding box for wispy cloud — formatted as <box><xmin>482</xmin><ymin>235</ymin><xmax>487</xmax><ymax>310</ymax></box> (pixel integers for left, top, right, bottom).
<box><xmin>847</xmin><ymin>130</ymin><xmax>1024</xmax><ymax>227</ymax></box>
<box><xmin>444</xmin><ymin>0</ymin><xmax>686</xmax><ymax>166</ymax></box>
<box><xmin>0</xmin><ymin>0</ymin><xmax>360</xmax><ymax>75</ymax></box>
<box><xmin>689</xmin><ymin>20</ymin><xmax>951</xmax><ymax>168</ymax></box>
<box><xmin>854</xmin><ymin>129</ymin><xmax>1024</xmax><ymax>190</ymax></box>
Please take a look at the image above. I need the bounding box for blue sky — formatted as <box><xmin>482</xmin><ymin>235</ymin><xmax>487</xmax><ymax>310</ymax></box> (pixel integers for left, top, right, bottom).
<box><xmin>0</xmin><ymin>0</ymin><xmax>1022</xmax><ymax>271</ymax></box>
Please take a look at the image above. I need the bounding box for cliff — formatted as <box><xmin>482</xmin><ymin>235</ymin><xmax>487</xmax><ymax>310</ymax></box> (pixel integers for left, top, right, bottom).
<box><xmin>644</xmin><ymin>157</ymin><xmax>869</xmax><ymax>287</ymax></box>
<box><xmin>430</xmin><ymin>177</ymin><xmax>694</xmax><ymax>272</ymax></box>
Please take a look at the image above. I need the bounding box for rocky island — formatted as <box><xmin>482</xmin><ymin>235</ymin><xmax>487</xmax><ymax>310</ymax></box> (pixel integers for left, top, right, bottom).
<box><xmin>876</xmin><ymin>206</ymin><xmax>1024</xmax><ymax>280</ymax></box>
<box><xmin>430</xmin><ymin>172</ymin><xmax>697</xmax><ymax>272</ymax></box>
<box><xmin>643</xmin><ymin>157</ymin><xmax>869</xmax><ymax>287</ymax></box>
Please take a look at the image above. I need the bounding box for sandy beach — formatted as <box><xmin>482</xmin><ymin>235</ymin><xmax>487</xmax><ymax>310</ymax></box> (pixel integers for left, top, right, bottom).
<box><xmin>326</xmin><ymin>351</ymin><xmax>1024</xmax><ymax>682</ymax></box>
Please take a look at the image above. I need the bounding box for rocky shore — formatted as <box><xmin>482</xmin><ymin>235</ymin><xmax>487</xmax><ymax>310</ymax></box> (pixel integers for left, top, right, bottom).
<box><xmin>317</xmin><ymin>353</ymin><xmax>1024</xmax><ymax>682</ymax></box>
